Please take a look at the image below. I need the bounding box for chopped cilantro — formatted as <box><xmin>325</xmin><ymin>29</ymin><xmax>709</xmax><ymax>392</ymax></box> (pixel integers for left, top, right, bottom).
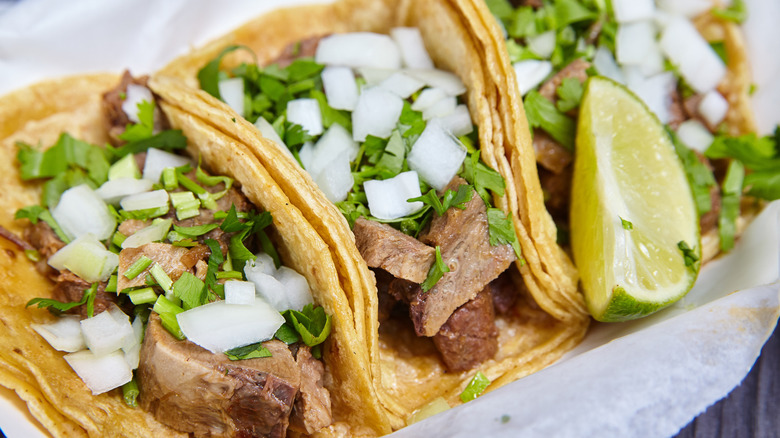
<box><xmin>112</xmin><ymin>130</ymin><xmax>188</xmax><ymax>159</ymax></box>
<box><xmin>119</xmin><ymin>100</ymin><xmax>155</xmax><ymax>142</ymax></box>
<box><xmin>556</xmin><ymin>76</ymin><xmax>583</xmax><ymax>113</ymax></box>
<box><xmin>620</xmin><ymin>217</ymin><xmax>633</xmax><ymax>231</ymax></box>
<box><xmin>718</xmin><ymin>160</ymin><xmax>745</xmax><ymax>252</ymax></box>
<box><xmin>225</xmin><ymin>342</ymin><xmax>273</xmax><ymax>361</ymax></box>
<box><xmin>14</xmin><ymin>206</ymin><xmax>71</xmax><ymax>243</ymax></box>
<box><xmin>197</xmin><ymin>45</ymin><xmax>254</xmax><ymax>98</ymax></box>
<box><xmin>172</xmin><ymin>272</ymin><xmax>207</xmax><ymax>310</ymax></box>
<box><xmin>408</xmin><ymin>184</ymin><xmax>473</xmax><ymax>216</ymax></box>
<box><xmin>282</xmin><ymin>304</ymin><xmax>332</xmax><ymax>347</ymax></box>
<box><xmin>421</xmin><ymin>246</ymin><xmax>450</xmax><ymax>293</ymax></box>
<box><xmin>173</xmin><ymin>223</ymin><xmax>220</xmax><ymax>237</ymax></box>
<box><xmin>459</xmin><ymin>371</ymin><xmax>491</xmax><ymax>402</ymax></box>
<box><xmin>487</xmin><ymin>208</ymin><xmax>522</xmax><ymax>260</ymax></box>
<box><xmin>677</xmin><ymin>241</ymin><xmax>700</xmax><ymax>271</ymax></box>
<box><xmin>274</xmin><ymin>323</ymin><xmax>302</xmax><ymax>344</ymax></box>
<box><xmin>524</xmin><ymin>91</ymin><xmax>576</xmax><ymax>151</ymax></box>
<box><xmin>26</xmin><ymin>282</ymin><xmax>97</xmax><ymax>316</ymax></box>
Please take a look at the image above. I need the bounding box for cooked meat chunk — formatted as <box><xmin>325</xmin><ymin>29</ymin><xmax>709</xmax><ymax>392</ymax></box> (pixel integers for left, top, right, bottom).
<box><xmin>273</xmin><ymin>35</ymin><xmax>325</xmax><ymax>68</ymax></box>
<box><xmin>409</xmin><ymin>178</ymin><xmax>516</xmax><ymax>337</ymax></box>
<box><xmin>667</xmin><ymin>87</ymin><xmax>686</xmax><ymax>131</ymax></box>
<box><xmin>102</xmin><ymin>71</ymin><xmax>151</xmax><ymax>146</ymax></box>
<box><xmin>117</xmin><ymin>243</ymin><xmax>190</xmax><ymax>292</ymax></box>
<box><xmin>180</xmin><ymin>244</ymin><xmax>211</xmax><ymax>270</ymax></box>
<box><xmin>538</xmin><ymin>58</ymin><xmax>590</xmax><ymax>103</ymax></box>
<box><xmin>118</xmin><ymin>219</ymin><xmax>148</xmax><ymax>237</ymax></box>
<box><xmin>489</xmin><ymin>270</ymin><xmax>519</xmax><ymax>315</ymax></box>
<box><xmin>533</xmin><ymin>130</ymin><xmax>573</xmax><ymax>174</ymax></box>
<box><xmin>540</xmin><ymin>166</ymin><xmax>573</xmax><ymax>223</ymax></box>
<box><xmin>52</xmin><ymin>270</ymin><xmax>117</xmax><ymax>318</ymax></box>
<box><xmin>433</xmin><ymin>286</ymin><xmax>499</xmax><ymax>372</ymax></box>
<box><xmin>23</xmin><ymin>221</ymin><xmax>65</xmax><ymax>277</ymax></box>
<box><xmin>387</xmin><ymin>276</ymin><xmax>418</xmax><ymax>304</ymax></box>
<box><xmin>0</xmin><ymin>225</ymin><xmax>34</xmax><ymax>251</ymax></box>
<box><xmin>289</xmin><ymin>346</ymin><xmax>332</xmax><ymax>434</ymax></box>
<box><xmin>354</xmin><ymin>218</ymin><xmax>435</xmax><ymax>283</ymax></box>
<box><xmin>374</xmin><ymin>269</ymin><xmax>399</xmax><ymax>323</ymax></box>
<box><xmin>139</xmin><ymin>315</ymin><xmax>305</xmax><ymax>438</ymax></box>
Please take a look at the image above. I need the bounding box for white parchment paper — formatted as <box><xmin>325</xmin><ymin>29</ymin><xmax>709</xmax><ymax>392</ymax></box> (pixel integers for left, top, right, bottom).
<box><xmin>0</xmin><ymin>1</ymin><xmax>778</xmax><ymax>437</ymax></box>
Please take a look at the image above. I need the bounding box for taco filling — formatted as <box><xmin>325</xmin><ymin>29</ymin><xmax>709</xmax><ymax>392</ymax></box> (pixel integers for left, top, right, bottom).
<box><xmin>6</xmin><ymin>72</ymin><xmax>335</xmax><ymax>437</ymax></box>
<box><xmin>487</xmin><ymin>0</ymin><xmax>779</xmax><ymax>261</ymax></box>
<box><xmin>198</xmin><ymin>29</ymin><xmax>525</xmax><ymax>372</ymax></box>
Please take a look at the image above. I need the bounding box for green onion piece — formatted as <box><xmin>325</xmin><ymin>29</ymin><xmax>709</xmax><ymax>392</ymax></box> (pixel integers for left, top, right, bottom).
<box><xmin>124</xmin><ymin>255</ymin><xmax>153</xmax><ymax>280</ymax></box>
<box><xmin>216</xmin><ymin>270</ymin><xmax>243</xmax><ymax>280</ymax></box>
<box><xmin>105</xmin><ymin>275</ymin><xmax>118</xmax><ymax>293</ymax></box>
<box><xmin>170</xmin><ymin>191</ymin><xmax>197</xmax><ymax>207</ymax></box>
<box><xmin>158</xmin><ymin>312</ymin><xmax>185</xmax><ymax>340</ymax></box>
<box><xmin>149</xmin><ymin>263</ymin><xmax>173</xmax><ymax>294</ymax></box>
<box><xmin>127</xmin><ymin>287</ymin><xmax>158</xmax><ymax>305</ymax></box>
<box><xmin>177</xmin><ymin>172</ymin><xmax>207</xmax><ymax>195</ymax></box>
<box><xmin>197</xmin><ymin>192</ymin><xmax>219</xmax><ymax>211</ymax></box>
<box><xmin>459</xmin><ymin>371</ymin><xmax>491</xmax><ymax>403</ymax></box>
<box><xmin>718</xmin><ymin>160</ymin><xmax>745</xmax><ymax>252</ymax></box>
<box><xmin>162</xmin><ymin>167</ymin><xmax>179</xmax><ymax>191</ymax></box>
<box><xmin>122</xmin><ymin>378</ymin><xmax>139</xmax><ymax>408</ymax></box>
<box><xmin>173</xmin><ymin>223</ymin><xmax>219</xmax><ymax>237</ymax></box>
<box><xmin>223</xmin><ymin>251</ymin><xmax>233</xmax><ymax>272</ymax></box>
<box><xmin>152</xmin><ymin>295</ymin><xmax>185</xmax><ymax>339</ymax></box>
<box><xmin>111</xmin><ymin>231</ymin><xmax>127</xmax><ymax>248</ymax></box>
<box><xmin>176</xmin><ymin>205</ymin><xmax>201</xmax><ymax>221</ymax></box>
<box><xmin>24</xmin><ymin>249</ymin><xmax>41</xmax><ymax>262</ymax></box>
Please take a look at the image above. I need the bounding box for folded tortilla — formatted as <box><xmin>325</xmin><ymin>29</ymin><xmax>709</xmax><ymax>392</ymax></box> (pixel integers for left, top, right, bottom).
<box><xmin>0</xmin><ymin>74</ymin><xmax>388</xmax><ymax>436</ymax></box>
<box><xmin>151</xmin><ymin>0</ymin><xmax>590</xmax><ymax>430</ymax></box>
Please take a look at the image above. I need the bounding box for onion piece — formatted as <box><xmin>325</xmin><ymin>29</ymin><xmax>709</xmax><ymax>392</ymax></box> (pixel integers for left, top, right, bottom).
<box><xmin>391</xmin><ymin>27</ymin><xmax>434</xmax><ymax>69</ymax></box>
<box><xmin>699</xmin><ymin>90</ymin><xmax>729</xmax><ymax>128</ymax></box>
<box><xmin>593</xmin><ymin>46</ymin><xmax>625</xmax><ymax>84</ymax></box>
<box><xmin>616</xmin><ymin>21</ymin><xmax>657</xmax><ymax>66</ymax></box>
<box><xmin>316</xmin><ymin>33</ymin><xmax>401</xmax><ymax>69</ymax></box>
<box><xmin>121</xmin><ymin>84</ymin><xmax>154</xmax><ymax>124</ymax></box>
<box><xmin>379</xmin><ymin>72</ymin><xmax>426</xmax><ymax>98</ymax></box>
<box><xmin>405</xmin><ymin>69</ymin><xmax>466</xmax><ymax>96</ymax></box>
<box><xmin>407</xmin><ymin>123</ymin><xmax>468</xmax><ymax>190</ymax></box>
<box><xmin>218</xmin><ymin>77</ymin><xmax>245</xmax><ymax>117</ymax></box>
<box><xmin>254</xmin><ymin>116</ymin><xmax>292</xmax><ymax>157</ymax></box>
<box><xmin>659</xmin><ymin>17</ymin><xmax>726</xmax><ymax>93</ymax></box>
<box><xmin>352</xmin><ymin>87</ymin><xmax>404</xmax><ymax>142</ymax></box>
<box><xmin>677</xmin><ymin>120</ymin><xmax>715</xmax><ymax>153</ymax></box>
<box><xmin>177</xmin><ymin>298</ymin><xmax>285</xmax><ymax>353</ymax></box>
<box><xmin>431</xmin><ymin>105</ymin><xmax>473</xmax><ymax>137</ymax></box>
<box><xmin>48</xmin><ymin>234</ymin><xmax>119</xmax><ymax>283</ymax></box>
<box><xmin>287</xmin><ymin>98</ymin><xmax>323</xmax><ymax>136</ymax></box>
<box><xmin>411</xmin><ymin>87</ymin><xmax>447</xmax><ymax>112</ymax></box>
<box><xmin>612</xmin><ymin>0</ymin><xmax>655</xmax><ymax>23</ymax></box>
<box><xmin>625</xmin><ymin>70</ymin><xmax>677</xmax><ymax>124</ymax></box>
<box><xmin>124</xmin><ymin>343</ymin><xmax>141</xmax><ymax>371</ymax></box>
<box><xmin>80</xmin><ymin>307</ymin><xmax>135</xmax><ymax>357</ymax></box>
<box><xmin>64</xmin><ymin>350</ymin><xmax>132</xmax><ymax>395</ymax></box>
<box><xmin>527</xmin><ymin>30</ymin><xmax>556</xmax><ymax>58</ymax></box>
<box><xmin>96</xmin><ymin>178</ymin><xmax>154</xmax><ymax>205</ymax></box>
<box><xmin>143</xmin><ymin>148</ymin><xmax>192</xmax><ymax>183</ymax></box>
<box><xmin>121</xmin><ymin>218</ymin><xmax>172</xmax><ymax>249</ymax></box>
<box><xmin>364</xmin><ymin>171</ymin><xmax>424</xmax><ymax>220</ymax></box>
<box><xmin>322</xmin><ymin>66</ymin><xmax>359</xmax><ymax>111</ymax></box>
<box><xmin>356</xmin><ymin>67</ymin><xmax>397</xmax><ymax>86</ymax></box>
<box><xmin>225</xmin><ymin>280</ymin><xmax>257</xmax><ymax>306</ymax></box>
<box><xmin>32</xmin><ymin>315</ymin><xmax>85</xmax><ymax>353</ymax></box>
<box><xmin>244</xmin><ymin>253</ymin><xmax>277</xmax><ymax>277</ymax></box>
<box><xmin>305</xmin><ymin>123</ymin><xmax>359</xmax><ymax>178</ymax></box>
<box><xmin>422</xmin><ymin>95</ymin><xmax>457</xmax><ymax>120</ymax></box>
<box><xmin>656</xmin><ymin>0</ymin><xmax>712</xmax><ymax>18</ymax></box>
<box><xmin>512</xmin><ymin>60</ymin><xmax>553</xmax><ymax>95</ymax></box>
<box><xmin>313</xmin><ymin>150</ymin><xmax>355</xmax><ymax>203</ymax></box>
<box><xmin>273</xmin><ymin>267</ymin><xmax>313</xmax><ymax>312</ymax></box>
<box><xmin>52</xmin><ymin>184</ymin><xmax>116</xmax><ymax>241</ymax></box>
<box><xmin>245</xmin><ymin>270</ymin><xmax>289</xmax><ymax>312</ymax></box>
<box><xmin>120</xmin><ymin>189</ymin><xmax>169</xmax><ymax>212</ymax></box>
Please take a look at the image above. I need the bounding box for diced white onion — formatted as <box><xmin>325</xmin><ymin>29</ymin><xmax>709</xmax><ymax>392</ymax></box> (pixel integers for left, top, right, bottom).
<box><xmin>304</xmin><ymin>123</ymin><xmax>359</xmax><ymax>178</ymax></box>
<box><xmin>513</xmin><ymin>60</ymin><xmax>553</xmax><ymax>95</ymax></box>
<box><xmin>225</xmin><ymin>280</ymin><xmax>257</xmax><ymax>305</ymax></box>
<box><xmin>121</xmin><ymin>218</ymin><xmax>172</xmax><ymax>249</ymax></box>
<box><xmin>64</xmin><ymin>350</ymin><xmax>133</xmax><ymax>395</ymax></box>
<box><xmin>245</xmin><ymin>270</ymin><xmax>289</xmax><ymax>312</ymax></box>
<box><xmin>274</xmin><ymin>267</ymin><xmax>314</xmax><ymax>312</ymax></box>
<box><xmin>527</xmin><ymin>30</ymin><xmax>557</xmax><ymax>58</ymax></box>
<box><xmin>120</xmin><ymin>189</ymin><xmax>169</xmax><ymax>212</ymax></box>
<box><xmin>391</xmin><ymin>27</ymin><xmax>434</xmax><ymax>69</ymax></box>
<box><xmin>316</xmin><ymin>33</ymin><xmax>401</xmax><ymax>69</ymax></box>
<box><xmin>352</xmin><ymin>87</ymin><xmax>404</xmax><ymax>142</ymax></box>
<box><xmin>322</xmin><ymin>66</ymin><xmax>359</xmax><ymax>111</ymax></box>
<box><xmin>407</xmin><ymin>123</ymin><xmax>468</xmax><ymax>190</ymax></box>
<box><xmin>244</xmin><ymin>253</ymin><xmax>277</xmax><ymax>277</ymax></box>
<box><xmin>48</xmin><ymin>234</ymin><xmax>119</xmax><ymax>283</ymax></box>
<box><xmin>431</xmin><ymin>105</ymin><xmax>473</xmax><ymax>137</ymax></box>
<box><xmin>656</xmin><ymin>0</ymin><xmax>712</xmax><ymax>18</ymax></box>
<box><xmin>122</xmin><ymin>84</ymin><xmax>154</xmax><ymax>124</ymax></box>
<box><xmin>143</xmin><ymin>148</ymin><xmax>192</xmax><ymax>183</ymax></box>
<box><xmin>405</xmin><ymin>69</ymin><xmax>467</xmax><ymax>96</ymax></box>
<box><xmin>52</xmin><ymin>184</ymin><xmax>116</xmax><ymax>241</ymax></box>
<box><xmin>411</xmin><ymin>87</ymin><xmax>448</xmax><ymax>112</ymax></box>
<box><xmin>32</xmin><ymin>315</ymin><xmax>85</xmax><ymax>353</ymax></box>
<box><xmin>123</xmin><ymin>343</ymin><xmax>141</xmax><ymax>371</ymax></box>
<box><xmin>379</xmin><ymin>72</ymin><xmax>426</xmax><ymax>98</ymax></box>
<box><xmin>177</xmin><ymin>298</ymin><xmax>284</xmax><ymax>353</ymax></box>
<box><xmin>422</xmin><ymin>95</ymin><xmax>457</xmax><ymax>120</ymax></box>
<box><xmin>313</xmin><ymin>151</ymin><xmax>354</xmax><ymax>203</ymax></box>
<box><xmin>80</xmin><ymin>308</ymin><xmax>135</xmax><ymax>357</ymax></box>
<box><xmin>254</xmin><ymin>116</ymin><xmax>292</xmax><ymax>157</ymax></box>
<box><xmin>677</xmin><ymin>120</ymin><xmax>715</xmax><ymax>153</ymax></box>
<box><xmin>699</xmin><ymin>90</ymin><xmax>729</xmax><ymax>127</ymax></box>
<box><xmin>593</xmin><ymin>46</ymin><xmax>625</xmax><ymax>84</ymax></box>
<box><xmin>612</xmin><ymin>0</ymin><xmax>656</xmax><ymax>23</ymax></box>
<box><xmin>96</xmin><ymin>178</ymin><xmax>154</xmax><ymax>205</ymax></box>
<box><xmin>625</xmin><ymin>70</ymin><xmax>677</xmax><ymax>124</ymax></box>
<box><xmin>660</xmin><ymin>17</ymin><xmax>726</xmax><ymax>93</ymax></box>
<box><xmin>356</xmin><ymin>67</ymin><xmax>397</xmax><ymax>86</ymax></box>
<box><xmin>287</xmin><ymin>98</ymin><xmax>323</xmax><ymax>136</ymax></box>
<box><xmin>364</xmin><ymin>171</ymin><xmax>424</xmax><ymax>220</ymax></box>
<box><xmin>616</xmin><ymin>21</ymin><xmax>658</xmax><ymax>66</ymax></box>
<box><xmin>218</xmin><ymin>77</ymin><xmax>245</xmax><ymax>117</ymax></box>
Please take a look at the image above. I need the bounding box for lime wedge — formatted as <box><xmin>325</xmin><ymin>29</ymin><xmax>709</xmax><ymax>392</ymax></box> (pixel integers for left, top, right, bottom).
<box><xmin>570</xmin><ymin>76</ymin><xmax>700</xmax><ymax>322</ymax></box>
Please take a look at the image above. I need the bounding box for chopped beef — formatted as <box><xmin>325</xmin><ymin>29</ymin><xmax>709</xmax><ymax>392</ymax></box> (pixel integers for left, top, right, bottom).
<box><xmin>387</xmin><ymin>276</ymin><xmax>418</xmax><ymax>304</ymax></box>
<box><xmin>409</xmin><ymin>178</ymin><xmax>516</xmax><ymax>337</ymax></box>
<box><xmin>22</xmin><ymin>221</ymin><xmax>65</xmax><ymax>277</ymax></box>
<box><xmin>539</xmin><ymin>165</ymin><xmax>573</xmax><ymax>223</ymax></box>
<box><xmin>52</xmin><ymin>270</ymin><xmax>117</xmax><ymax>319</ymax></box>
<box><xmin>180</xmin><ymin>244</ymin><xmax>211</xmax><ymax>270</ymax></box>
<box><xmin>139</xmin><ymin>314</ymin><xmax>316</xmax><ymax>438</ymax></box>
<box><xmin>273</xmin><ymin>35</ymin><xmax>325</xmax><ymax>68</ymax></box>
<box><xmin>533</xmin><ymin>130</ymin><xmax>573</xmax><ymax>174</ymax></box>
<box><xmin>511</xmin><ymin>0</ymin><xmax>542</xmax><ymax>8</ymax></box>
<box><xmin>433</xmin><ymin>286</ymin><xmax>499</xmax><ymax>372</ymax></box>
<box><xmin>134</xmin><ymin>151</ymin><xmax>147</xmax><ymax>173</ymax></box>
<box><xmin>667</xmin><ymin>87</ymin><xmax>687</xmax><ymax>131</ymax></box>
<box><xmin>354</xmin><ymin>218</ymin><xmax>435</xmax><ymax>283</ymax></box>
<box><xmin>117</xmin><ymin>243</ymin><xmax>191</xmax><ymax>292</ymax></box>
<box><xmin>194</xmin><ymin>260</ymin><xmax>209</xmax><ymax>281</ymax></box>
<box><xmin>488</xmin><ymin>270</ymin><xmax>519</xmax><ymax>315</ymax></box>
<box><xmin>374</xmin><ymin>269</ymin><xmax>399</xmax><ymax>323</ymax></box>
<box><xmin>289</xmin><ymin>346</ymin><xmax>333</xmax><ymax>434</ymax></box>
<box><xmin>102</xmin><ymin>71</ymin><xmax>151</xmax><ymax>146</ymax></box>
<box><xmin>538</xmin><ymin>58</ymin><xmax>590</xmax><ymax>103</ymax></box>
<box><xmin>0</xmin><ymin>225</ymin><xmax>34</xmax><ymax>251</ymax></box>
<box><xmin>118</xmin><ymin>219</ymin><xmax>148</xmax><ymax>237</ymax></box>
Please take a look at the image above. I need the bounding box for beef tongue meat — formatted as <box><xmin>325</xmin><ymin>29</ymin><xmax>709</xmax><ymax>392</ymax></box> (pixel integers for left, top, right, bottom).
<box><xmin>354</xmin><ymin>218</ymin><xmax>434</xmax><ymax>283</ymax></box>
<box><xmin>410</xmin><ymin>177</ymin><xmax>516</xmax><ymax>337</ymax></box>
<box><xmin>289</xmin><ymin>346</ymin><xmax>333</xmax><ymax>434</ymax></box>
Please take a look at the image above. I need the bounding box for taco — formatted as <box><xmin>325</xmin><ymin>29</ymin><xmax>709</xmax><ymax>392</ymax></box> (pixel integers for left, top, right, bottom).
<box><xmin>150</xmin><ymin>0</ymin><xmax>590</xmax><ymax>429</ymax></box>
<box><xmin>0</xmin><ymin>71</ymin><xmax>389</xmax><ymax>437</ymax></box>
<box><xmin>470</xmin><ymin>0</ymin><xmax>776</xmax><ymax>318</ymax></box>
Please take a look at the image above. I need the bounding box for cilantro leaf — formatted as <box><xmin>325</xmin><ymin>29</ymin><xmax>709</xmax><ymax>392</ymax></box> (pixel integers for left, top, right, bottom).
<box><xmin>27</xmin><ymin>282</ymin><xmax>97</xmax><ymax>316</ymax></box>
<box><xmin>620</xmin><ymin>216</ymin><xmax>633</xmax><ymax>231</ymax></box>
<box><xmin>677</xmin><ymin>240</ymin><xmax>700</xmax><ymax>271</ymax></box>
<box><xmin>173</xmin><ymin>223</ymin><xmax>220</xmax><ymax>237</ymax></box>
<box><xmin>113</xmin><ymin>130</ymin><xmax>188</xmax><ymax>159</ymax></box>
<box><xmin>718</xmin><ymin>160</ymin><xmax>745</xmax><ymax>252</ymax></box>
<box><xmin>225</xmin><ymin>342</ymin><xmax>273</xmax><ymax>361</ymax></box>
<box><xmin>198</xmin><ymin>45</ymin><xmax>254</xmax><ymax>98</ymax></box>
<box><xmin>487</xmin><ymin>208</ymin><xmax>522</xmax><ymax>260</ymax></box>
<box><xmin>282</xmin><ymin>304</ymin><xmax>332</xmax><ymax>347</ymax></box>
<box><xmin>119</xmin><ymin>100</ymin><xmax>155</xmax><ymax>142</ymax></box>
<box><xmin>556</xmin><ymin>77</ymin><xmax>584</xmax><ymax>113</ymax></box>
<box><xmin>274</xmin><ymin>323</ymin><xmax>302</xmax><ymax>344</ymax></box>
<box><xmin>408</xmin><ymin>184</ymin><xmax>473</xmax><ymax>216</ymax></box>
<box><xmin>15</xmin><ymin>207</ymin><xmax>70</xmax><ymax>243</ymax></box>
<box><xmin>524</xmin><ymin>91</ymin><xmax>576</xmax><ymax>151</ymax></box>
<box><xmin>669</xmin><ymin>128</ymin><xmax>717</xmax><ymax>215</ymax></box>
<box><xmin>459</xmin><ymin>371</ymin><xmax>491</xmax><ymax>403</ymax></box>
<box><xmin>421</xmin><ymin>246</ymin><xmax>450</xmax><ymax>293</ymax></box>
<box><xmin>172</xmin><ymin>272</ymin><xmax>207</xmax><ymax>310</ymax></box>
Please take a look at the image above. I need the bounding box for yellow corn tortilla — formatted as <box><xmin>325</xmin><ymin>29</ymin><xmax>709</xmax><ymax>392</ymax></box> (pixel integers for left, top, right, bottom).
<box><xmin>152</xmin><ymin>0</ymin><xmax>590</xmax><ymax>429</ymax></box>
<box><xmin>0</xmin><ymin>74</ymin><xmax>389</xmax><ymax>436</ymax></box>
